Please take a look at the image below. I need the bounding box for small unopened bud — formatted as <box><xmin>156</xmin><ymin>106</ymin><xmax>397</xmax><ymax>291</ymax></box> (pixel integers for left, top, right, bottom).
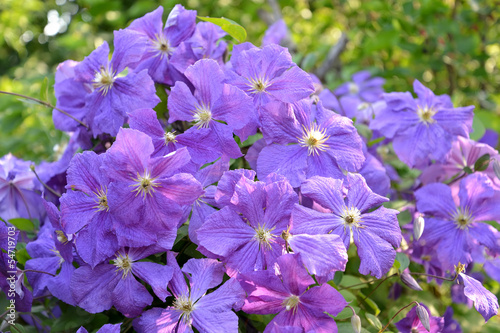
<box><xmin>414</xmin><ymin>215</ymin><xmax>425</xmax><ymax>241</ymax></box>
<box><xmin>351</xmin><ymin>314</ymin><xmax>361</xmax><ymax>333</ymax></box>
<box><xmin>416</xmin><ymin>303</ymin><xmax>430</xmax><ymax>332</ymax></box>
<box><xmin>400</xmin><ymin>270</ymin><xmax>423</xmax><ymax>291</ymax></box>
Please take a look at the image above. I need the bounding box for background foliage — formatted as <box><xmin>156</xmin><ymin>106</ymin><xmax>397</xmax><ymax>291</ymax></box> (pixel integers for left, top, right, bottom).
<box><xmin>1</xmin><ymin>1</ymin><xmax>499</xmax><ymax>332</ymax></box>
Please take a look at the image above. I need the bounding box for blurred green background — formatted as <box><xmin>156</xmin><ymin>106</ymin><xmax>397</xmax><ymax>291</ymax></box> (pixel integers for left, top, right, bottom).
<box><xmin>1</xmin><ymin>1</ymin><xmax>499</xmax><ymax>332</ymax></box>
<box><xmin>1</xmin><ymin>0</ymin><xmax>499</xmax><ymax>163</ymax></box>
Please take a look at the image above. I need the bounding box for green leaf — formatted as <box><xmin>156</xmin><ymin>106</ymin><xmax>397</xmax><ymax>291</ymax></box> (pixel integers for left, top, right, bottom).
<box><xmin>470</xmin><ymin>115</ymin><xmax>486</xmax><ymax>141</ymax></box>
<box><xmin>366</xmin><ymin>313</ymin><xmax>383</xmax><ymax>330</ymax></box>
<box><xmin>368</xmin><ymin>136</ymin><xmax>385</xmax><ymax>147</ymax></box>
<box><xmin>358</xmin><ymin>291</ymin><xmax>381</xmax><ymax>315</ymax></box>
<box><xmin>474</xmin><ymin>153</ymin><xmax>490</xmax><ymax>172</ymax></box>
<box><xmin>333</xmin><ymin>271</ymin><xmax>344</xmax><ymax>286</ymax></box>
<box><xmin>8</xmin><ymin>218</ymin><xmax>35</xmax><ymax>232</ymax></box>
<box><xmin>339</xmin><ymin>275</ymin><xmax>366</xmax><ymax>289</ymax></box>
<box><xmin>463</xmin><ymin>166</ymin><xmax>473</xmax><ymax>174</ymax></box>
<box><xmin>395</xmin><ymin>252</ymin><xmax>410</xmax><ymax>272</ymax></box>
<box><xmin>40</xmin><ymin>77</ymin><xmax>49</xmax><ymax>102</ymax></box>
<box><xmin>197</xmin><ymin>16</ymin><xmax>247</xmax><ymax>43</ymax></box>
<box><xmin>174</xmin><ymin>224</ymin><xmax>189</xmax><ymax>246</ymax></box>
<box><xmin>337</xmin><ymin>322</ymin><xmax>371</xmax><ymax>333</ymax></box>
<box><xmin>15</xmin><ymin>248</ymin><xmax>30</xmax><ymax>266</ymax></box>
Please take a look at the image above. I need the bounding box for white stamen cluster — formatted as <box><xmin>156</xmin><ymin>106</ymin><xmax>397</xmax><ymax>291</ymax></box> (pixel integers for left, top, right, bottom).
<box><xmin>254</xmin><ymin>224</ymin><xmax>276</xmax><ymax>250</ymax></box>
<box><xmin>92</xmin><ymin>66</ymin><xmax>116</xmax><ymax>96</ymax></box>
<box><xmin>283</xmin><ymin>295</ymin><xmax>300</xmax><ymax>313</ymax></box>
<box><xmin>93</xmin><ymin>187</ymin><xmax>109</xmax><ymax>212</ymax></box>
<box><xmin>340</xmin><ymin>206</ymin><xmax>362</xmax><ymax>228</ymax></box>
<box><xmin>298</xmin><ymin>124</ymin><xmax>330</xmax><ymax>156</ymax></box>
<box><xmin>452</xmin><ymin>207</ymin><xmax>473</xmax><ymax>230</ymax></box>
<box><xmin>113</xmin><ymin>253</ymin><xmax>134</xmax><ymax>279</ymax></box>
<box><xmin>416</xmin><ymin>105</ymin><xmax>437</xmax><ymax>124</ymax></box>
<box><xmin>130</xmin><ymin>171</ymin><xmax>160</xmax><ymax>200</ymax></box>
<box><xmin>164</xmin><ymin>131</ymin><xmax>177</xmax><ymax>144</ymax></box>
<box><xmin>247</xmin><ymin>76</ymin><xmax>271</xmax><ymax>94</ymax></box>
<box><xmin>193</xmin><ymin>103</ymin><xmax>212</xmax><ymax>128</ymax></box>
<box><xmin>152</xmin><ymin>33</ymin><xmax>174</xmax><ymax>58</ymax></box>
<box><xmin>173</xmin><ymin>295</ymin><xmax>195</xmax><ymax>321</ymax></box>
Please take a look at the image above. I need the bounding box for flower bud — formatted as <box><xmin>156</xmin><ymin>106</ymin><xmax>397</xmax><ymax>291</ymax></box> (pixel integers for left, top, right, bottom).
<box><xmin>351</xmin><ymin>313</ymin><xmax>361</xmax><ymax>333</ymax></box>
<box><xmin>416</xmin><ymin>303</ymin><xmax>430</xmax><ymax>332</ymax></box>
<box><xmin>400</xmin><ymin>270</ymin><xmax>423</xmax><ymax>291</ymax></box>
<box><xmin>414</xmin><ymin>215</ymin><xmax>425</xmax><ymax>241</ymax></box>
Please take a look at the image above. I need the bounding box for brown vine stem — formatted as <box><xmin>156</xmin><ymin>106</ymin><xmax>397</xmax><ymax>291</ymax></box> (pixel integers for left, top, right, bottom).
<box><xmin>379</xmin><ymin>301</ymin><xmax>419</xmax><ymax>333</ymax></box>
<box><xmin>409</xmin><ymin>272</ymin><xmax>458</xmax><ymax>282</ymax></box>
<box><xmin>338</xmin><ymin>273</ymin><xmax>397</xmax><ymax>290</ymax></box>
<box><xmin>30</xmin><ymin>164</ymin><xmax>61</xmax><ymax>198</ymax></box>
<box><xmin>23</xmin><ymin>269</ymin><xmax>56</xmax><ymax>277</ymax></box>
<box><xmin>0</xmin><ymin>90</ymin><xmax>89</xmax><ymax>129</ymax></box>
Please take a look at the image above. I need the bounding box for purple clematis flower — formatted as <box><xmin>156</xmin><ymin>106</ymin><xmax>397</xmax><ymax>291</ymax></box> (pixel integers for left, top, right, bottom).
<box><xmin>134</xmin><ymin>252</ymin><xmax>245</xmax><ymax>332</ymax></box>
<box><xmin>25</xmin><ymin>210</ymin><xmax>75</xmax><ymax>306</ymax></box>
<box><xmin>370</xmin><ymin>80</ymin><xmax>474</xmax><ymax>168</ymax></box>
<box><xmin>395</xmin><ymin>303</ymin><xmax>444</xmax><ymax>333</ymax></box>
<box><xmin>415</xmin><ymin>173</ymin><xmax>500</xmax><ymax>271</ymax></box>
<box><xmin>334</xmin><ymin>70</ymin><xmax>385</xmax><ymax>103</ymax></box>
<box><xmin>226</xmin><ymin>43</ymin><xmax>314</xmax><ymax>108</ymax></box>
<box><xmin>103</xmin><ymin>128</ymin><xmax>203</xmax><ymax>248</ymax></box>
<box><xmin>420</xmin><ymin>136</ymin><xmax>500</xmax><ymax>190</ymax></box>
<box><xmin>238</xmin><ymin>253</ymin><xmax>347</xmax><ymax>333</ymax></box>
<box><xmin>125</xmin><ymin>5</ymin><xmax>197</xmax><ymax>85</ymax></box>
<box><xmin>168</xmin><ymin>59</ymin><xmax>254</xmax><ymax>163</ymax></box>
<box><xmin>60</xmin><ymin>151</ymin><xmax>119</xmax><ymax>267</ymax></box>
<box><xmin>262</xmin><ymin>19</ymin><xmax>289</xmax><ymax>46</ymax></box>
<box><xmin>71</xmin><ymin>245</ymin><xmax>172</xmax><ymax>318</ymax></box>
<box><xmin>171</xmin><ymin>21</ymin><xmax>228</xmax><ymax>74</ymax></box>
<box><xmin>458</xmin><ymin>269</ymin><xmax>499</xmax><ymax>322</ymax></box>
<box><xmin>53</xmin><ymin>60</ymin><xmax>88</xmax><ymax>133</ymax></box>
<box><xmin>292</xmin><ymin>174</ymin><xmax>401</xmax><ymax>278</ymax></box>
<box><xmin>257</xmin><ymin>99</ymin><xmax>365</xmax><ymax>187</ymax></box>
<box><xmin>0</xmin><ymin>154</ymin><xmax>43</xmax><ymax>221</ymax></box>
<box><xmin>73</xmin><ymin>30</ymin><xmax>160</xmax><ymax>137</ymax></box>
<box><xmin>196</xmin><ymin>171</ymin><xmax>298</xmax><ymax>276</ymax></box>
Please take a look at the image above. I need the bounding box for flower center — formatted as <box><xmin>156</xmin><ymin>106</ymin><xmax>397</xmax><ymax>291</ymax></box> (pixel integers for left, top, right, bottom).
<box><xmin>164</xmin><ymin>131</ymin><xmax>177</xmax><ymax>144</ymax></box>
<box><xmin>357</xmin><ymin>102</ymin><xmax>370</xmax><ymax>111</ymax></box>
<box><xmin>193</xmin><ymin>103</ymin><xmax>212</xmax><ymax>129</ymax></box>
<box><xmin>152</xmin><ymin>33</ymin><xmax>174</xmax><ymax>58</ymax></box>
<box><xmin>55</xmin><ymin>230</ymin><xmax>69</xmax><ymax>244</ymax></box>
<box><xmin>341</xmin><ymin>206</ymin><xmax>362</xmax><ymax>227</ymax></box>
<box><xmin>247</xmin><ymin>77</ymin><xmax>271</xmax><ymax>94</ymax></box>
<box><xmin>113</xmin><ymin>253</ymin><xmax>133</xmax><ymax>278</ymax></box>
<box><xmin>94</xmin><ymin>187</ymin><xmax>109</xmax><ymax>212</ymax></box>
<box><xmin>173</xmin><ymin>295</ymin><xmax>195</xmax><ymax>321</ymax></box>
<box><xmin>92</xmin><ymin>65</ymin><xmax>116</xmax><ymax>96</ymax></box>
<box><xmin>453</xmin><ymin>208</ymin><xmax>473</xmax><ymax>230</ymax></box>
<box><xmin>254</xmin><ymin>225</ymin><xmax>276</xmax><ymax>249</ymax></box>
<box><xmin>417</xmin><ymin>106</ymin><xmax>437</xmax><ymax>124</ymax></box>
<box><xmin>283</xmin><ymin>295</ymin><xmax>300</xmax><ymax>313</ymax></box>
<box><xmin>130</xmin><ymin>171</ymin><xmax>160</xmax><ymax>199</ymax></box>
<box><xmin>298</xmin><ymin>123</ymin><xmax>330</xmax><ymax>156</ymax></box>
<box><xmin>348</xmin><ymin>82</ymin><xmax>359</xmax><ymax>95</ymax></box>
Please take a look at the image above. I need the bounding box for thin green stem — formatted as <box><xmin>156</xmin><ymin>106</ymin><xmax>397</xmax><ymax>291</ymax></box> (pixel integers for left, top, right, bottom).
<box><xmin>379</xmin><ymin>301</ymin><xmax>419</xmax><ymax>333</ymax></box>
<box><xmin>0</xmin><ymin>90</ymin><xmax>88</xmax><ymax>129</ymax></box>
<box><xmin>30</xmin><ymin>165</ymin><xmax>61</xmax><ymax>198</ymax></box>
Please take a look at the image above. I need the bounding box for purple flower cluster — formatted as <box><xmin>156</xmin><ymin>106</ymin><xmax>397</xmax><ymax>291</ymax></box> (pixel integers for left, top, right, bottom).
<box><xmin>2</xmin><ymin>4</ymin><xmax>500</xmax><ymax>333</ymax></box>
